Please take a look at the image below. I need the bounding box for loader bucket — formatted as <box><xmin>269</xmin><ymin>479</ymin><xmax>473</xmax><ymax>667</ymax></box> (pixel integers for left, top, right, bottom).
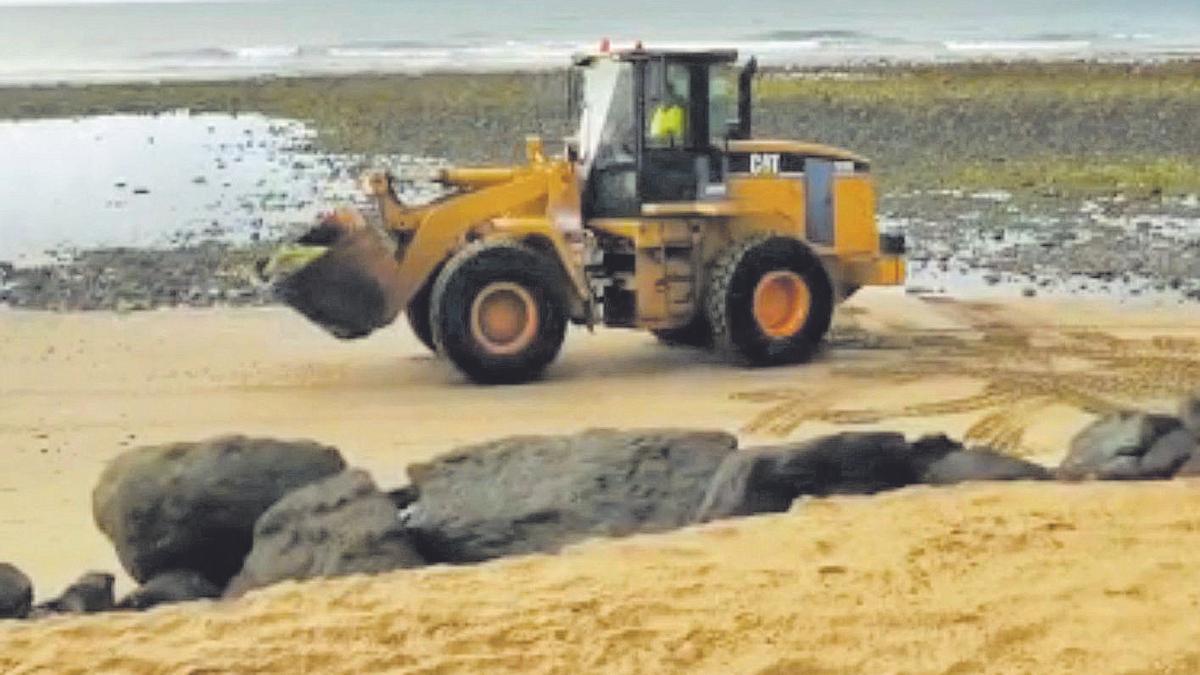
<box><xmin>268</xmin><ymin>225</ymin><xmax>407</xmax><ymax>339</ymax></box>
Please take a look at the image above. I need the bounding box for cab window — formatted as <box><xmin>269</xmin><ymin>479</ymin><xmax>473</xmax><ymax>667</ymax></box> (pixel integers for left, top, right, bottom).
<box><xmin>645</xmin><ymin>62</ymin><xmax>690</xmax><ymax>148</ymax></box>
<box><xmin>708</xmin><ymin>65</ymin><xmax>737</xmax><ymax>143</ymax></box>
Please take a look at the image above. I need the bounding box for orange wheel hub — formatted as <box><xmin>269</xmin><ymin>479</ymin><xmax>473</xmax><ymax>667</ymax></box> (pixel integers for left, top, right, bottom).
<box><xmin>470</xmin><ymin>282</ymin><xmax>539</xmax><ymax>355</ymax></box>
<box><xmin>752</xmin><ymin>270</ymin><xmax>811</xmax><ymax>338</ymax></box>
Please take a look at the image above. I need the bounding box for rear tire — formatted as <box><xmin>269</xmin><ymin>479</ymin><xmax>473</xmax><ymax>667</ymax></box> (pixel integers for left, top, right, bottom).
<box><xmin>706</xmin><ymin>236</ymin><xmax>834</xmax><ymax>366</ymax></box>
<box><xmin>431</xmin><ymin>240</ymin><xmax>568</xmax><ymax>384</ymax></box>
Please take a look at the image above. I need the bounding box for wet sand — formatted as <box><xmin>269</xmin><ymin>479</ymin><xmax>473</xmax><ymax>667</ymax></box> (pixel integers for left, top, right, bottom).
<box><xmin>3</xmin><ymin>289</ymin><xmax>1200</xmax><ymax>599</ymax></box>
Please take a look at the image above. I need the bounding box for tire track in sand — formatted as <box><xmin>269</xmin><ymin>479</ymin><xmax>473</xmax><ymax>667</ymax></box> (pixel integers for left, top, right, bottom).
<box><xmin>735</xmin><ymin>298</ymin><xmax>1200</xmax><ymax>453</ymax></box>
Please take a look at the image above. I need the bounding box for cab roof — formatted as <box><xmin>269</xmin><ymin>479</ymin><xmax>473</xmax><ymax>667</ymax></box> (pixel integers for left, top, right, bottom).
<box><xmin>573</xmin><ymin>48</ymin><xmax>739</xmax><ymax>67</ymax></box>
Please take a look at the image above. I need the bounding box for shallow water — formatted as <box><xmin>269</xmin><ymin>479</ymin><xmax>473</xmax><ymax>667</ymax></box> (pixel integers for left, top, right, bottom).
<box><xmin>888</xmin><ymin>192</ymin><xmax>1200</xmax><ymax>304</ymax></box>
<box><xmin>0</xmin><ymin>112</ymin><xmax>368</xmax><ymax>262</ymax></box>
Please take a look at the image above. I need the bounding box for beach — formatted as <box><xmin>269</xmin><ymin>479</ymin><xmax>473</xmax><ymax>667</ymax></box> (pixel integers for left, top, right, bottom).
<box><xmin>2</xmin><ymin>291</ymin><xmax>1200</xmax><ymax>672</ymax></box>
<box><xmin>4</xmin><ymin>290</ymin><xmax>1200</xmax><ymax>592</ymax></box>
<box><xmin>1</xmin><ymin>4</ymin><xmax>1200</xmax><ymax>668</ymax></box>
<box><xmin>8</xmin><ymin>481</ymin><xmax>1200</xmax><ymax>674</ymax></box>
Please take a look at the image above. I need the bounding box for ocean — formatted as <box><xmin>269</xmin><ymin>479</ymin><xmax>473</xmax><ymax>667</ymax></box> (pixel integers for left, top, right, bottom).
<box><xmin>0</xmin><ymin>0</ymin><xmax>1198</xmax><ymax>83</ymax></box>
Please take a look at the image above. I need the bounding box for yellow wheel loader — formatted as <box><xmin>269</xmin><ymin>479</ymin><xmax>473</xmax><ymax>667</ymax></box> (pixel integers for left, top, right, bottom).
<box><xmin>264</xmin><ymin>47</ymin><xmax>906</xmax><ymax>384</ymax></box>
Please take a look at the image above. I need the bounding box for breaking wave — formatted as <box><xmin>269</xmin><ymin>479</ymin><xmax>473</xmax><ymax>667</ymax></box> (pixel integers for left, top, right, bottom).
<box><xmin>943</xmin><ymin>40</ymin><xmax>1093</xmax><ymax>53</ymax></box>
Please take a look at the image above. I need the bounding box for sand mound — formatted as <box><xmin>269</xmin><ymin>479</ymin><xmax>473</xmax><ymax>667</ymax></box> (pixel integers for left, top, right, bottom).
<box><xmin>4</xmin><ymin>480</ymin><xmax>1200</xmax><ymax>674</ymax></box>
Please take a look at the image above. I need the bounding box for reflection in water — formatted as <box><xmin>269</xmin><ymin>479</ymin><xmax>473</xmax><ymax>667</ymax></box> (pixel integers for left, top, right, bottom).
<box><xmin>0</xmin><ymin>112</ymin><xmax>367</xmax><ymax>263</ymax></box>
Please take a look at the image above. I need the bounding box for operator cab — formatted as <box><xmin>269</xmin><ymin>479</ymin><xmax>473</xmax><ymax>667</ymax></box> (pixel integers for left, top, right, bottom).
<box><xmin>569</xmin><ymin>47</ymin><xmax>754</xmax><ymax>218</ymax></box>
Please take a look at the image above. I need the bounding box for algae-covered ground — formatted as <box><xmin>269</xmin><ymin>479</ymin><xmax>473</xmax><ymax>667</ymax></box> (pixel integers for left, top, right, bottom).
<box><xmin>3</xmin><ymin>61</ymin><xmax>1199</xmax><ymax>196</ymax></box>
<box><xmin>1</xmin><ymin>61</ymin><xmax>1198</xmax><ymax>308</ymax></box>
<box><xmin>754</xmin><ymin>62</ymin><xmax>1200</xmax><ymax>196</ymax></box>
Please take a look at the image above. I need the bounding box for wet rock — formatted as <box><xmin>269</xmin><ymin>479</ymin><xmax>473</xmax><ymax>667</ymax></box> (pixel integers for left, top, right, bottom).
<box><xmin>226</xmin><ymin>470</ymin><xmax>424</xmax><ymax>598</ymax></box>
<box><xmin>93</xmin><ymin>435</ymin><xmax>345</xmax><ymax>586</ymax></box>
<box><xmin>0</xmin><ymin>563</ymin><xmax>33</xmax><ymax>619</ymax></box>
<box><xmin>405</xmin><ymin>429</ymin><xmax>737</xmax><ymax>563</ymax></box>
<box><xmin>0</xmin><ymin>242</ymin><xmax>277</xmax><ymax>312</ymax></box>
<box><xmin>1180</xmin><ymin>390</ymin><xmax>1200</xmax><ymax>437</ymax></box>
<box><xmin>1058</xmin><ymin>411</ymin><xmax>1182</xmax><ymax>480</ymax></box>
<box><xmin>1174</xmin><ymin>448</ymin><xmax>1200</xmax><ymax>478</ymax></box>
<box><xmin>696</xmin><ymin>432</ymin><xmax>917</xmax><ymax>522</ymax></box>
<box><xmin>271</xmin><ymin>227</ymin><xmax>405</xmax><ymax>340</ymax></box>
<box><xmin>117</xmin><ymin>570</ymin><xmax>221</xmax><ymax>611</ymax></box>
<box><xmin>1141</xmin><ymin>428</ymin><xmax>1200</xmax><ymax>478</ymax></box>
<box><xmin>921</xmin><ymin>447</ymin><xmax>1051</xmax><ymax>484</ymax></box>
<box><xmin>37</xmin><ymin>572</ymin><xmax>114</xmax><ymax>615</ymax></box>
<box><xmin>906</xmin><ymin>433</ymin><xmax>965</xmax><ymax>469</ymax></box>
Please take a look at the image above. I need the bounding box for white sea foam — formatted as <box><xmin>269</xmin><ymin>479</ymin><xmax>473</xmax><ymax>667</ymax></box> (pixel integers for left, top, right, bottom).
<box><xmin>944</xmin><ymin>40</ymin><xmax>1092</xmax><ymax>53</ymax></box>
<box><xmin>233</xmin><ymin>45</ymin><xmax>301</xmax><ymax>60</ymax></box>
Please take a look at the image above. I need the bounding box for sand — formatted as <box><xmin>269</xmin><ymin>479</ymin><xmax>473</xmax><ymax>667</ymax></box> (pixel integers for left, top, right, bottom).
<box><xmin>2</xmin><ymin>289</ymin><xmax>1200</xmax><ymax>672</ymax></box>
<box><xmin>4</xmin><ymin>481</ymin><xmax>1200</xmax><ymax>674</ymax></box>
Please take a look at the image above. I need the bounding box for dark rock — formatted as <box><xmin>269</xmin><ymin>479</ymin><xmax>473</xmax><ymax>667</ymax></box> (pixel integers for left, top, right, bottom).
<box><xmin>272</xmin><ymin>227</ymin><xmax>405</xmax><ymax>340</ymax></box>
<box><xmin>387</xmin><ymin>484</ymin><xmax>419</xmax><ymax>510</ymax></box>
<box><xmin>93</xmin><ymin>435</ymin><xmax>346</xmax><ymax>586</ymax></box>
<box><xmin>921</xmin><ymin>448</ymin><xmax>1051</xmax><ymax>484</ymax></box>
<box><xmin>1180</xmin><ymin>391</ymin><xmax>1200</xmax><ymax>437</ymax></box>
<box><xmin>0</xmin><ymin>243</ymin><xmax>277</xmax><ymax>313</ymax></box>
<box><xmin>405</xmin><ymin>429</ymin><xmax>737</xmax><ymax>563</ymax></box>
<box><xmin>1091</xmin><ymin>454</ymin><xmax>1144</xmax><ymax>480</ymax></box>
<box><xmin>1175</xmin><ymin>449</ymin><xmax>1200</xmax><ymax>477</ymax></box>
<box><xmin>225</xmin><ymin>470</ymin><xmax>424</xmax><ymax>598</ymax></box>
<box><xmin>1058</xmin><ymin>412</ymin><xmax>1183</xmax><ymax>480</ymax></box>
<box><xmin>0</xmin><ymin>563</ymin><xmax>33</xmax><ymax>619</ymax></box>
<box><xmin>38</xmin><ymin>572</ymin><xmax>114</xmax><ymax>614</ymax></box>
<box><xmin>117</xmin><ymin>570</ymin><xmax>221</xmax><ymax>611</ymax></box>
<box><xmin>1141</xmin><ymin>428</ymin><xmax>1200</xmax><ymax>478</ymax></box>
<box><xmin>907</xmin><ymin>433</ymin><xmax>966</xmax><ymax>472</ymax></box>
<box><xmin>696</xmin><ymin>432</ymin><xmax>916</xmax><ymax>522</ymax></box>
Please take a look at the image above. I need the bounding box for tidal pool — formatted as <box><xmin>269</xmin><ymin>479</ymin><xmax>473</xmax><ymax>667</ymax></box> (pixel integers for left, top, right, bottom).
<box><xmin>0</xmin><ymin>112</ymin><xmax>371</xmax><ymax>263</ymax></box>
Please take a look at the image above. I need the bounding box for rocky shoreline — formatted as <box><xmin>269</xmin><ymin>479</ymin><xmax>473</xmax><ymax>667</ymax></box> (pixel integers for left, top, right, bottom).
<box><xmin>0</xmin><ymin>242</ymin><xmax>275</xmax><ymax>312</ymax></box>
<box><xmin>1</xmin><ymin>61</ymin><xmax>1197</xmax><ymax>311</ymax></box>
<box><xmin>2</xmin><ymin>389</ymin><xmax>1196</xmax><ymax>620</ymax></box>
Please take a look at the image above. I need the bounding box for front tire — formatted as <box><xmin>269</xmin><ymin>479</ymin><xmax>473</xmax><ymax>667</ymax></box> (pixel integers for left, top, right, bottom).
<box><xmin>431</xmin><ymin>240</ymin><xmax>568</xmax><ymax>384</ymax></box>
<box><xmin>405</xmin><ymin>280</ymin><xmax>437</xmax><ymax>354</ymax></box>
<box><xmin>706</xmin><ymin>236</ymin><xmax>834</xmax><ymax>366</ymax></box>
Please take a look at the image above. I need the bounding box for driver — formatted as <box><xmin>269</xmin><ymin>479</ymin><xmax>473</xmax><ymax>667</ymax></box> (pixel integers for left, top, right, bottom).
<box><xmin>649</xmin><ymin>74</ymin><xmax>686</xmax><ymax>145</ymax></box>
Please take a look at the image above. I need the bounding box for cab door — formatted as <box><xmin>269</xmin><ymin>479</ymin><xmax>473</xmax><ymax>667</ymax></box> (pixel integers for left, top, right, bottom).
<box><xmin>638</xmin><ymin>59</ymin><xmax>725</xmax><ymax>205</ymax></box>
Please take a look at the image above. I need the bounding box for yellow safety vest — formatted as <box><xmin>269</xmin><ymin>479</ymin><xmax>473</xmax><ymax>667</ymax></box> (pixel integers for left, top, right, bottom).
<box><xmin>650</xmin><ymin>104</ymin><xmax>684</xmax><ymax>144</ymax></box>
